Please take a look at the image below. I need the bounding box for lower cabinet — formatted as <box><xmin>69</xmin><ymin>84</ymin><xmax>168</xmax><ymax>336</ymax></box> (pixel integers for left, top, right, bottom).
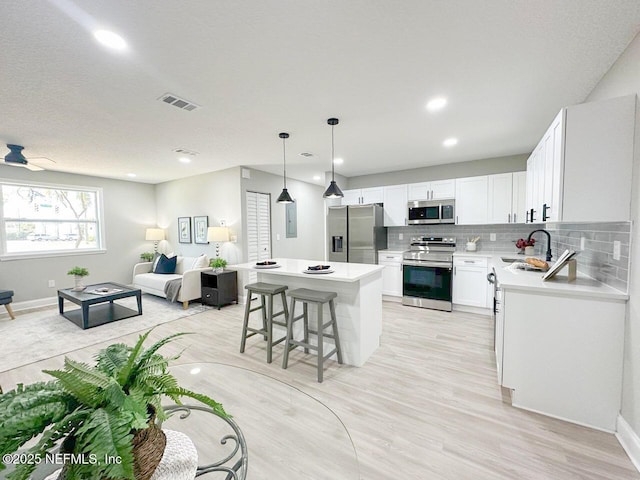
<box><xmin>500</xmin><ymin>288</ymin><xmax>625</xmax><ymax>431</ymax></box>
<box><xmin>201</xmin><ymin>270</ymin><xmax>238</xmax><ymax>309</ymax></box>
<box><xmin>378</xmin><ymin>252</ymin><xmax>403</xmax><ymax>297</ymax></box>
<box><xmin>452</xmin><ymin>256</ymin><xmax>489</xmax><ymax>308</ymax></box>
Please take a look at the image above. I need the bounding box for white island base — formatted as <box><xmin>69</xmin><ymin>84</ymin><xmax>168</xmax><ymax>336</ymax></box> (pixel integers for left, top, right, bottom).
<box><xmin>231</xmin><ymin>259</ymin><xmax>384</xmax><ymax>367</ymax></box>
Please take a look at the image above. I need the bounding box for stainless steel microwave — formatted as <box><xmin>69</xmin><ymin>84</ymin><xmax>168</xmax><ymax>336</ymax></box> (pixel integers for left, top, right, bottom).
<box><xmin>407</xmin><ymin>200</ymin><xmax>455</xmax><ymax>225</ymax></box>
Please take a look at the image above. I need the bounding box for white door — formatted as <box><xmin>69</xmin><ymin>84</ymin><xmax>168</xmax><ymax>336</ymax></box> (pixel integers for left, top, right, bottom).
<box><xmin>382</xmin><ymin>184</ymin><xmax>408</xmax><ymax>226</ymax></box>
<box><xmin>453</xmin><ymin>266</ymin><xmax>488</xmax><ymax>307</ymax></box>
<box><xmin>407</xmin><ymin>182</ymin><xmax>431</xmax><ymax>201</ymax></box>
<box><xmin>246</xmin><ymin>191</ymin><xmax>272</xmax><ymax>265</ymax></box>
<box><xmin>487</xmin><ymin>173</ymin><xmax>513</xmax><ymax>224</ymax></box>
<box><xmin>512</xmin><ymin>171</ymin><xmax>527</xmax><ymax>224</ymax></box>
<box><xmin>361</xmin><ymin>187</ymin><xmax>384</xmax><ymax>204</ymax></box>
<box><xmin>455</xmin><ymin>176</ymin><xmax>488</xmax><ymax>225</ymax></box>
<box><xmin>341</xmin><ymin>189</ymin><xmax>362</xmax><ymax>205</ymax></box>
<box><xmin>430</xmin><ymin>179</ymin><xmax>455</xmax><ymax>199</ymax></box>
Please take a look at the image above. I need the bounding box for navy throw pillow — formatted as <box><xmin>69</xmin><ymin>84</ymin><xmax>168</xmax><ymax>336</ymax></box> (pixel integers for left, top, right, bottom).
<box><xmin>154</xmin><ymin>254</ymin><xmax>177</xmax><ymax>274</ymax></box>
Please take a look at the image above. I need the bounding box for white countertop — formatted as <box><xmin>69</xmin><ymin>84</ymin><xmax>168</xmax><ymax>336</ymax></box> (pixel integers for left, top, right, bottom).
<box><xmin>455</xmin><ymin>251</ymin><xmax>629</xmax><ymax>301</ymax></box>
<box><xmin>229</xmin><ymin>258</ymin><xmax>384</xmax><ymax>283</ymax></box>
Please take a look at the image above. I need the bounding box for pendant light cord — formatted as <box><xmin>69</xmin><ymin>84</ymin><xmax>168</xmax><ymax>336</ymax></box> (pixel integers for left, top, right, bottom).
<box><xmin>331</xmin><ymin>123</ymin><xmax>335</xmax><ymax>181</ymax></box>
<box><xmin>282</xmin><ymin>135</ymin><xmax>287</xmax><ymax>188</ymax></box>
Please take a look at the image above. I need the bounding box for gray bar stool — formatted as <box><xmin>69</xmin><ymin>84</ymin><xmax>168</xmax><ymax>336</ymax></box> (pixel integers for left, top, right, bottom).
<box><xmin>240</xmin><ymin>282</ymin><xmax>289</xmax><ymax>363</ymax></box>
<box><xmin>282</xmin><ymin>288</ymin><xmax>343</xmax><ymax>382</ymax></box>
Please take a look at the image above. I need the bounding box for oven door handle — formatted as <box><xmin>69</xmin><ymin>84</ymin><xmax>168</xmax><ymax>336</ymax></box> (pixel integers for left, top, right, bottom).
<box><xmin>402</xmin><ymin>260</ymin><xmax>452</xmax><ymax>269</ymax></box>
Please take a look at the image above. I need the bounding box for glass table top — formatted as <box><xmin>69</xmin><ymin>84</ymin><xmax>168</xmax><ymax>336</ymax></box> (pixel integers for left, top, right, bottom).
<box><xmin>165</xmin><ymin>362</ymin><xmax>359</xmax><ymax>480</ymax></box>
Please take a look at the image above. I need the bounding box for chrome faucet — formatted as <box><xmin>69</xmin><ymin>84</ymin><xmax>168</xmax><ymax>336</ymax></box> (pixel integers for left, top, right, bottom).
<box><xmin>527</xmin><ymin>229</ymin><xmax>552</xmax><ymax>262</ymax></box>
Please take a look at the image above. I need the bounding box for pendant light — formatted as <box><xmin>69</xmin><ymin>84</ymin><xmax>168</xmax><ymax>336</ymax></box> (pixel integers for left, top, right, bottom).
<box><xmin>276</xmin><ymin>132</ymin><xmax>294</xmax><ymax>203</ymax></box>
<box><xmin>323</xmin><ymin>118</ymin><xmax>344</xmax><ymax>198</ymax></box>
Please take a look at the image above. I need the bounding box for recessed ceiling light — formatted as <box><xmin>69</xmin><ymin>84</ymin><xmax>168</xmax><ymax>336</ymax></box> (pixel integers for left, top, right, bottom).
<box><xmin>426</xmin><ymin>97</ymin><xmax>447</xmax><ymax>112</ymax></box>
<box><xmin>178</xmin><ymin>157</ymin><xmax>191</xmax><ymax>164</ymax></box>
<box><xmin>333</xmin><ymin>158</ymin><xmax>344</xmax><ymax>165</ymax></box>
<box><xmin>126</xmin><ymin>173</ymin><xmax>136</xmax><ymax>178</ymax></box>
<box><xmin>443</xmin><ymin>137</ymin><xmax>458</xmax><ymax>147</ymax></box>
<box><xmin>313</xmin><ymin>175</ymin><xmax>321</xmax><ymax>181</ymax></box>
<box><xmin>93</xmin><ymin>30</ymin><xmax>127</xmax><ymax>51</ymax></box>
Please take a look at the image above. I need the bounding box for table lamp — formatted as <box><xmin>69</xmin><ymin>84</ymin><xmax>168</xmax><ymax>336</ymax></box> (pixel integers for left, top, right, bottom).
<box><xmin>145</xmin><ymin>228</ymin><xmax>165</xmax><ymax>253</ymax></box>
<box><xmin>208</xmin><ymin>226</ymin><xmax>230</xmax><ymax>257</ymax></box>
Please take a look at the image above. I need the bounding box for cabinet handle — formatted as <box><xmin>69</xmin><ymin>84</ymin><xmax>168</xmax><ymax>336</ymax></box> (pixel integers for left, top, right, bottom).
<box><xmin>456</xmin><ymin>215</ymin><xmax>459</xmax><ymax>224</ymax></box>
<box><xmin>530</xmin><ymin>208</ymin><xmax>536</xmax><ymax>222</ymax></box>
<box><xmin>454</xmin><ymin>266</ymin><xmax>456</xmax><ymax>275</ymax></box>
<box><xmin>514</xmin><ymin>213</ymin><xmax>517</xmax><ymax>223</ymax></box>
<box><xmin>463</xmin><ymin>260</ymin><xmax>475</xmax><ymax>264</ymax></box>
<box><xmin>542</xmin><ymin>203</ymin><xmax>550</xmax><ymax>222</ymax></box>
<box><xmin>508</xmin><ymin>213</ymin><xmax>511</xmax><ymax>223</ymax></box>
<box><xmin>526</xmin><ymin>211</ymin><xmax>529</xmax><ymax>223</ymax></box>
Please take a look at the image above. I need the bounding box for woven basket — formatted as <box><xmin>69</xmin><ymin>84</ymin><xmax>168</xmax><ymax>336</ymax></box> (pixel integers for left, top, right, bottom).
<box><xmin>57</xmin><ymin>408</ymin><xmax>166</xmax><ymax>480</ymax></box>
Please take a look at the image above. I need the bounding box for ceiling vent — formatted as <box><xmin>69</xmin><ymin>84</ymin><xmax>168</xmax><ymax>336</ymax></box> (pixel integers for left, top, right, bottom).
<box><xmin>172</xmin><ymin>148</ymin><xmax>199</xmax><ymax>156</ymax></box>
<box><xmin>158</xmin><ymin>93</ymin><xmax>201</xmax><ymax>112</ymax></box>
<box><xmin>299</xmin><ymin>152</ymin><xmax>314</xmax><ymax>157</ymax></box>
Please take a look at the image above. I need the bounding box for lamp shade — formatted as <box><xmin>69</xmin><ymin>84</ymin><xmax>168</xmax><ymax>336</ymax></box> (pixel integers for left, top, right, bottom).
<box><xmin>207</xmin><ymin>226</ymin><xmax>230</xmax><ymax>243</ymax></box>
<box><xmin>323</xmin><ymin>180</ymin><xmax>344</xmax><ymax>198</ymax></box>
<box><xmin>276</xmin><ymin>188</ymin><xmax>294</xmax><ymax>203</ymax></box>
<box><xmin>145</xmin><ymin>228</ymin><xmax>165</xmax><ymax>241</ymax></box>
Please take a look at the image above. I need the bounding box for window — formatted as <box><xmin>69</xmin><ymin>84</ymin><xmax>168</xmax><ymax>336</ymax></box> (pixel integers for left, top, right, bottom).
<box><xmin>0</xmin><ymin>181</ymin><xmax>104</xmax><ymax>258</ymax></box>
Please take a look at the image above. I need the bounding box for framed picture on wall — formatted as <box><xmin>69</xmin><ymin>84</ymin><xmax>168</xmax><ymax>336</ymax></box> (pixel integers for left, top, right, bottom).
<box><xmin>178</xmin><ymin>217</ymin><xmax>192</xmax><ymax>244</ymax></box>
<box><xmin>193</xmin><ymin>216</ymin><xmax>209</xmax><ymax>244</ymax></box>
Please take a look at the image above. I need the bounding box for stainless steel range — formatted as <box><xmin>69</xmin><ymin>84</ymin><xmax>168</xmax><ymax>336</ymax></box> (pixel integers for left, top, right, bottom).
<box><xmin>402</xmin><ymin>236</ymin><xmax>456</xmax><ymax>311</ymax></box>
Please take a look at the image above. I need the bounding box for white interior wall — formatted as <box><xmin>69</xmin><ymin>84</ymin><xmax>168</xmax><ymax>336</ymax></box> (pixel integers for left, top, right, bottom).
<box><xmin>0</xmin><ymin>166</ymin><xmax>156</xmax><ymax>305</ymax></box>
<box><xmin>587</xmin><ymin>31</ymin><xmax>640</xmax><ymax>441</ymax></box>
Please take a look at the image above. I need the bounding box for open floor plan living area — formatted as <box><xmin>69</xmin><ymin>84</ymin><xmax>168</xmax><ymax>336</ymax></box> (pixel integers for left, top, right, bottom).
<box><xmin>2</xmin><ymin>2</ymin><xmax>640</xmax><ymax>479</ymax></box>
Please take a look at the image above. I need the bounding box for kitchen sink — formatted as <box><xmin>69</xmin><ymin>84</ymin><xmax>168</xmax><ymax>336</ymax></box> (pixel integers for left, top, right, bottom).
<box><xmin>501</xmin><ymin>257</ymin><xmax>521</xmax><ymax>263</ymax></box>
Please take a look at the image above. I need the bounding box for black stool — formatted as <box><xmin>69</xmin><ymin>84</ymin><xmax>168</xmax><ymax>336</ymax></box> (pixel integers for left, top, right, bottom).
<box><xmin>0</xmin><ymin>290</ymin><xmax>14</xmax><ymax>320</ymax></box>
<box><xmin>282</xmin><ymin>288</ymin><xmax>343</xmax><ymax>382</ymax></box>
<box><xmin>240</xmin><ymin>282</ymin><xmax>289</xmax><ymax>363</ymax></box>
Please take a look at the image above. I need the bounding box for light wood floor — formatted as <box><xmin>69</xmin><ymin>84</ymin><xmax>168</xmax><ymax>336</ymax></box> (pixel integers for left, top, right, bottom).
<box><xmin>1</xmin><ymin>299</ymin><xmax>638</xmax><ymax>480</ymax></box>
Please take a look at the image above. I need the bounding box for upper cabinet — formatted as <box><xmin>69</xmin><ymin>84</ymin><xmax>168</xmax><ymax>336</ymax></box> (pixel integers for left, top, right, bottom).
<box><xmin>455</xmin><ymin>176</ymin><xmax>488</xmax><ymax>225</ymax></box>
<box><xmin>382</xmin><ymin>184</ymin><xmax>408</xmax><ymax>227</ymax></box>
<box><xmin>407</xmin><ymin>180</ymin><xmax>455</xmax><ymax>201</ymax></box>
<box><xmin>341</xmin><ymin>187</ymin><xmax>384</xmax><ymax>206</ymax></box>
<box><xmin>526</xmin><ymin>95</ymin><xmax>636</xmax><ymax>223</ymax></box>
<box><xmin>487</xmin><ymin>172</ymin><xmax>527</xmax><ymax>224</ymax></box>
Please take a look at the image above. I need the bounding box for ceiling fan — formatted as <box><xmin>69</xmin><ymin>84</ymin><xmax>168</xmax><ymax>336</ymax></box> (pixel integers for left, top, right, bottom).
<box><xmin>4</xmin><ymin>144</ymin><xmax>55</xmax><ymax>171</ymax></box>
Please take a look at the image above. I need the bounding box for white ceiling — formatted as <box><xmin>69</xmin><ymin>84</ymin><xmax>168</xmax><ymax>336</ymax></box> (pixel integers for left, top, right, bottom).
<box><xmin>1</xmin><ymin>1</ymin><xmax>639</xmax><ymax>186</ymax></box>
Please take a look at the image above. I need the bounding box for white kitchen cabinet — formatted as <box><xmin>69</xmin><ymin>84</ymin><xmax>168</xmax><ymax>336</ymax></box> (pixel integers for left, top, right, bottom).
<box><xmin>512</xmin><ymin>171</ymin><xmax>527</xmax><ymax>224</ymax></box>
<box><xmin>487</xmin><ymin>172</ymin><xmax>527</xmax><ymax>224</ymax></box>
<box><xmin>378</xmin><ymin>252</ymin><xmax>403</xmax><ymax>297</ymax></box>
<box><xmin>452</xmin><ymin>256</ymin><xmax>488</xmax><ymax>307</ymax></box>
<box><xmin>341</xmin><ymin>187</ymin><xmax>383</xmax><ymax>205</ymax></box>
<box><xmin>487</xmin><ymin>173</ymin><xmax>513</xmax><ymax>224</ymax></box>
<box><xmin>500</xmin><ymin>288</ymin><xmax>625</xmax><ymax>431</ymax></box>
<box><xmin>407</xmin><ymin>180</ymin><xmax>455</xmax><ymax>201</ymax></box>
<box><xmin>455</xmin><ymin>176</ymin><xmax>488</xmax><ymax>225</ymax></box>
<box><xmin>526</xmin><ymin>95</ymin><xmax>636</xmax><ymax>223</ymax></box>
<box><xmin>382</xmin><ymin>184</ymin><xmax>407</xmax><ymax>227</ymax></box>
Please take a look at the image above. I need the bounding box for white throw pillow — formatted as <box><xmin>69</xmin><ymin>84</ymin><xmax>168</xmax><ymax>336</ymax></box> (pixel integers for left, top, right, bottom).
<box><xmin>191</xmin><ymin>254</ymin><xmax>209</xmax><ymax>269</ymax></box>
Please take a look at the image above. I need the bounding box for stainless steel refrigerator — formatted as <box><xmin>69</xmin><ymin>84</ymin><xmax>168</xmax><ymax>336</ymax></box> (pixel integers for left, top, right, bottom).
<box><xmin>327</xmin><ymin>204</ymin><xmax>387</xmax><ymax>264</ymax></box>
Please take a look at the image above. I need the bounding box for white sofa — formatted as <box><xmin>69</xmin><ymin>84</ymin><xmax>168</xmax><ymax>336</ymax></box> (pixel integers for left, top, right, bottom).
<box><xmin>133</xmin><ymin>255</ymin><xmax>211</xmax><ymax>309</ymax></box>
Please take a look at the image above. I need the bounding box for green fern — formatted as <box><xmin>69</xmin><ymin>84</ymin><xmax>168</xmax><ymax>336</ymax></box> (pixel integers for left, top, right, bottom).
<box><xmin>0</xmin><ymin>330</ymin><xmax>226</xmax><ymax>478</ymax></box>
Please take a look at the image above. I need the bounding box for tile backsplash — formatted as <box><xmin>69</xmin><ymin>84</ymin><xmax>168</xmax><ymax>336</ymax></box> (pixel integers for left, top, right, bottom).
<box><xmin>388</xmin><ymin>221</ymin><xmax>632</xmax><ymax>293</ymax></box>
<box><xmin>546</xmin><ymin>221</ymin><xmax>631</xmax><ymax>292</ymax></box>
<box><xmin>387</xmin><ymin>224</ymin><xmax>545</xmax><ymax>254</ymax></box>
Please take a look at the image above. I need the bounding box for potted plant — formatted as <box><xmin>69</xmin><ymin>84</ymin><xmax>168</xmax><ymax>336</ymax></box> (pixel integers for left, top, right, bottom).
<box><xmin>140</xmin><ymin>252</ymin><xmax>155</xmax><ymax>262</ymax></box>
<box><xmin>67</xmin><ymin>266</ymin><xmax>89</xmax><ymax>291</ymax></box>
<box><xmin>516</xmin><ymin>238</ymin><xmax>536</xmax><ymax>255</ymax></box>
<box><xmin>210</xmin><ymin>258</ymin><xmax>227</xmax><ymax>273</ymax></box>
<box><xmin>0</xmin><ymin>330</ymin><xmax>226</xmax><ymax>480</ymax></box>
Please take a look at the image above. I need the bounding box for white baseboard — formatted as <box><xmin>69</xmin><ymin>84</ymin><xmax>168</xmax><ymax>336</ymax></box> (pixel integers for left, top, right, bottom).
<box><xmin>12</xmin><ymin>296</ymin><xmax>58</xmax><ymax>312</ymax></box>
<box><xmin>453</xmin><ymin>304</ymin><xmax>492</xmax><ymax>316</ymax></box>
<box><xmin>616</xmin><ymin>414</ymin><xmax>640</xmax><ymax>473</ymax></box>
<box><xmin>382</xmin><ymin>295</ymin><xmax>402</xmax><ymax>303</ymax></box>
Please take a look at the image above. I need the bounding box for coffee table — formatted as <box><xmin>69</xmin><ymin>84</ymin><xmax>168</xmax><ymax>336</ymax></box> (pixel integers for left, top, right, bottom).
<box><xmin>57</xmin><ymin>282</ymin><xmax>142</xmax><ymax>329</ymax></box>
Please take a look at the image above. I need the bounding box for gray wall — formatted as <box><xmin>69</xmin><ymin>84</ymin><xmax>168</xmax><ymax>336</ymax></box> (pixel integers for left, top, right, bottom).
<box><xmin>0</xmin><ymin>166</ymin><xmax>156</xmax><ymax>304</ymax></box>
<box><xmin>586</xmin><ymin>31</ymin><xmax>640</xmax><ymax>440</ymax></box>
<box><xmin>240</xmin><ymin>168</ymin><xmax>325</xmax><ymax>261</ymax></box>
<box><xmin>155</xmin><ymin>167</ymin><xmax>243</xmax><ymax>265</ymax></box>
<box><xmin>347</xmin><ymin>154</ymin><xmax>528</xmax><ymax>189</ymax></box>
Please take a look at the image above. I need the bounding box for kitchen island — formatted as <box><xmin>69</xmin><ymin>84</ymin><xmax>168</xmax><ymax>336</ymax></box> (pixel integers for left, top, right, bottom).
<box><xmin>229</xmin><ymin>258</ymin><xmax>384</xmax><ymax>367</ymax></box>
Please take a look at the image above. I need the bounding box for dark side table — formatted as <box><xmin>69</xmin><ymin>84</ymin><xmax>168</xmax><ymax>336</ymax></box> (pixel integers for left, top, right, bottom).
<box><xmin>201</xmin><ymin>270</ymin><xmax>238</xmax><ymax>309</ymax></box>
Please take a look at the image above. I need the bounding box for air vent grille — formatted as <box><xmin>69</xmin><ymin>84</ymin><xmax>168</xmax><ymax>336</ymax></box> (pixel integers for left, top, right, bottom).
<box><xmin>172</xmin><ymin>148</ymin><xmax>199</xmax><ymax>156</ymax></box>
<box><xmin>299</xmin><ymin>152</ymin><xmax>314</xmax><ymax>157</ymax></box>
<box><xmin>158</xmin><ymin>93</ymin><xmax>201</xmax><ymax>112</ymax></box>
